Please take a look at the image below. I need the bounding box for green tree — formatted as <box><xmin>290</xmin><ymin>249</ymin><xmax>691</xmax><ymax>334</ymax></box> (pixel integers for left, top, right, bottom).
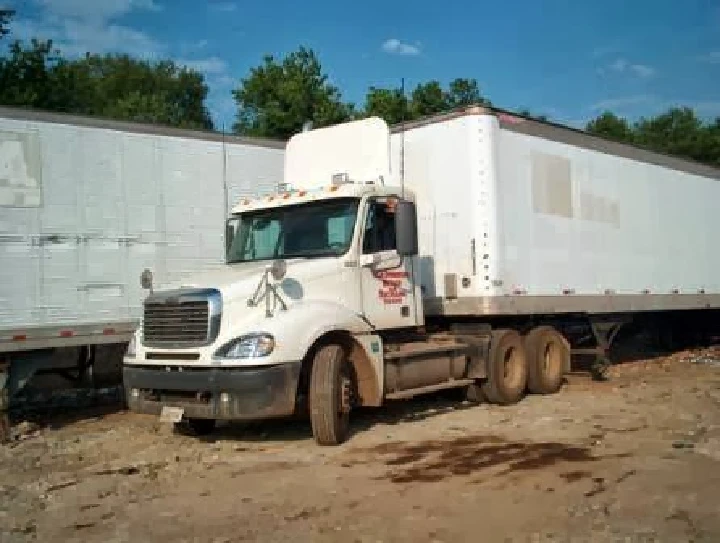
<box><xmin>0</xmin><ymin>44</ymin><xmax>214</xmax><ymax>129</ymax></box>
<box><xmin>362</xmin><ymin>78</ymin><xmax>491</xmax><ymax>124</ymax></box>
<box><xmin>517</xmin><ymin>108</ymin><xmax>549</xmax><ymax>122</ymax></box>
<box><xmin>363</xmin><ymin>86</ymin><xmax>408</xmax><ymax>124</ymax></box>
<box><xmin>232</xmin><ymin>46</ymin><xmax>353</xmax><ymax>139</ymax></box>
<box><xmin>409</xmin><ymin>80</ymin><xmax>447</xmax><ymax>118</ymax></box>
<box><xmin>634</xmin><ymin>107</ymin><xmax>705</xmax><ymax>161</ymax></box>
<box><xmin>0</xmin><ymin>39</ymin><xmax>60</xmax><ymax>109</ymax></box>
<box><xmin>585</xmin><ymin>111</ymin><xmax>635</xmax><ymax>143</ymax></box>
<box><xmin>56</xmin><ymin>54</ymin><xmax>213</xmax><ymax>129</ymax></box>
<box><xmin>446</xmin><ymin>78</ymin><xmax>490</xmax><ymax>109</ymax></box>
<box><xmin>0</xmin><ymin>9</ymin><xmax>13</xmax><ymax>39</ymax></box>
<box><xmin>701</xmin><ymin>118</ymin><xmax>720</xmax><ymax>166</ymax></box>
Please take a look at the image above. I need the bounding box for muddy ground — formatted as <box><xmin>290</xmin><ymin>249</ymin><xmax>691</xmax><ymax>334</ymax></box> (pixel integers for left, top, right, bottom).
<box><xmin>2</xmin><ymin>348</ymin><xmax>720</xmax><ymax>543</ymax></box>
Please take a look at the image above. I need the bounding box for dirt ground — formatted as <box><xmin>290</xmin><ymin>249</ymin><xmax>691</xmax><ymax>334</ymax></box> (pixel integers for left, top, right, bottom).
<box><xmin>2</xmin><ymin>348</ymin><xmax>720</xmax><ymax>543</ymax></box>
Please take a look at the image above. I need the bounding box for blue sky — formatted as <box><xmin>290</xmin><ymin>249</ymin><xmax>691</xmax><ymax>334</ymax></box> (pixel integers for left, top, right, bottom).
<box><xmin>7</xmin><ymin>0</ymin><xmax>720</xmax><ymax>131</ymax></box>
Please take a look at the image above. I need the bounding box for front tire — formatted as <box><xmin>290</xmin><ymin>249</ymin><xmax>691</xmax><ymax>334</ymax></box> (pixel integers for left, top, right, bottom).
<box><xmin>309</xmin><ymin>345</ymin><xmax>353</xmax><ymax>445</ymax></box>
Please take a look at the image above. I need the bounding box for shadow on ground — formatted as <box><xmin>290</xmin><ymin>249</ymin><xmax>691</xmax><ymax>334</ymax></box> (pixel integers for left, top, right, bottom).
<box><xmin>198</xmin><ymin>388</ymin><xmax>478</xmax><ymax>444</ymax></box>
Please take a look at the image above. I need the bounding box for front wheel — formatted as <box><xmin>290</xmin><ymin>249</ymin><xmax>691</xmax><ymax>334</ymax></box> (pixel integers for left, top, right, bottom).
<box><xmin>309</xmin><ymin>345</ymin><xmax>353</xmax><ymax>445</ymax></box>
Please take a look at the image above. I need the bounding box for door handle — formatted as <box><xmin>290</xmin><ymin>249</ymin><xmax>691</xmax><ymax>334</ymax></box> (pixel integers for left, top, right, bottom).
<box><xmin>359</xmin><ymin>254</ymin><xmax>380</xmax><ymax>267</ymax></box>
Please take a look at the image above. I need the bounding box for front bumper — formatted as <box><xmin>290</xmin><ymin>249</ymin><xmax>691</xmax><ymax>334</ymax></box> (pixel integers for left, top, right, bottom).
<box><xmin>123</xmin><ymin>362</ymin><xmax>302</xmax><ymax>421</ymax></box>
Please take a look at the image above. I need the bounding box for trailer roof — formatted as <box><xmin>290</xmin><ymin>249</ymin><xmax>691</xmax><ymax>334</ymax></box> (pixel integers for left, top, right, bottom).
<box><xmin>390</xmin><ymin>105</ymin><xmax>720</xmax><ymax>181</ymax></box>
<box><xmin>0</xmin><ymin>105</ymin><xmax>286</xmax><ymax>150</ymax></box>
<box><xmin>5</xmin><ymin>104</ymin><xmax>717</xmax><ymax>180</ymax></box>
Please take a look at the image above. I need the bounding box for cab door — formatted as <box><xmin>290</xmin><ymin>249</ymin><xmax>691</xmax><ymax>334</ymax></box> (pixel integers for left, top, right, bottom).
<box><xmin>359</xmin><ymin>196</ymin><xmax>418</xmax><ymax>330</ymax></box>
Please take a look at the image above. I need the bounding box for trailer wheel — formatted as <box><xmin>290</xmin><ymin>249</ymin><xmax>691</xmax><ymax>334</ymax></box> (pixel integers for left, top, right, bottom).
<box><xmin>481</xmin><ymin>329</ymin><xmax>528</xmax><ymax>405</ymax></box>
<box><xmin>309</xmin><ymin>344</ymin><xmax>353</xmax><ymax>445</ymax></box>
<box><xmin>524</xmin><ymin>326</ymin><xmax>569</xmax><ymax>394</ymax></box>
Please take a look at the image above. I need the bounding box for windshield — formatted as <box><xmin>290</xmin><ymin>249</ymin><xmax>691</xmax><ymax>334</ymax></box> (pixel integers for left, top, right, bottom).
<box><xmin>226</xmin><ymin>197</ymin><xmax>360</xmax><ymax>263</ymax></box>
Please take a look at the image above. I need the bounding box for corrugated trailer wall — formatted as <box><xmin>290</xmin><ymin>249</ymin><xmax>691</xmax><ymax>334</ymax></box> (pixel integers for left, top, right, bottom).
<box><xmin>0</xmin><ymin>111</ymin><xmax>285</xmax><ymax>335</ymax></box>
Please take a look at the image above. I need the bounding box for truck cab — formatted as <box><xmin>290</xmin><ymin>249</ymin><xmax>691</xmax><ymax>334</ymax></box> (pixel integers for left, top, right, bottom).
<box><xmin>123</xmin><ymin>118</ymin><xmax>424</xmax><ymax>443</ymax></box>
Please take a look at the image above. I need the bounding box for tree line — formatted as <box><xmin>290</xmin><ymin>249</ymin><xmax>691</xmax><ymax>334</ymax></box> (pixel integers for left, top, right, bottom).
<box><xmin>1</xmin><ymin>10</ymin><xmax>718</xmax><ymax>166</ymax></box>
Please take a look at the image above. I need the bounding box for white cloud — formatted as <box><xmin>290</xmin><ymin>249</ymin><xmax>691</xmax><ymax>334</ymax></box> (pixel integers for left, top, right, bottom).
<box><xmin>14</xmin><ymin>0</ymin><xmax>164</xmax><ymax>59</ymax></box>
<box><xmin>631</xmin><ymin>64</ymin><xmax>655</xmax><ymax>77</ymax></box>
<box><xmin>33</xmin><ymin>0</ymin><xmax>161</xmax><ymax>23</ymax></box>
<box><xmin>609</xmin><ymin>58</ymin><xmax>628</xmax><ymax>72</ymax></box>
<box><xmin>63</xmin><ymin>20</ymin><xmax>163</xmax><ymax>57</ymax></box>
<box><xmin>699</xmin><ymin>51</ymin><xmax>720</xmax><ymax>64</ymax></box>
<box><xmin>599</xmin><ymin>57</ymin><xmax>656</xmax><ymax>78</ymax></box>
<box><xmin>381</xmin><ymin>38</ymin><xmax>421</xmax><ymax>56</ymax></box>
<box><xmin>178</xmin><ymin>57</ymin><xmax>228</xmax><ymax>76</ymax></box>
<box><xmin>209</xmin><ymin>2</ymin><xmax>237</xmax><ymax>12</ymax></box>
<box><xmin>590</xmin><ymin>95</ymin><xmax>653</xmax><ymax>111</ymax></box>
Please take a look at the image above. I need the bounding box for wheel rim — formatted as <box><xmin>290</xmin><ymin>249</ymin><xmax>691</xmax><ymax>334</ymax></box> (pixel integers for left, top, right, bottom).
<box><xmin>340</xmin><ymin>373</ymin><xmax>352</xmax><ymax>415</ymax></box>
<box><xmin>502</xmin><ymin>344</ymin><xmax>523</xmax><ymax>389</ymax></box>
<box><xmin>542</xmin><ymin>340</ymin><xmax>562</xmax><ymax>375</ymax></box>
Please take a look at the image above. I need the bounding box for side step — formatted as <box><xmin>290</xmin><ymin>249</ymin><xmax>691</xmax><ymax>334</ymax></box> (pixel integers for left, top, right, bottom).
<box><xmin>385</xmin><ymin>378</ymin><xmax>475</xmax><ymax>400</ymax></box>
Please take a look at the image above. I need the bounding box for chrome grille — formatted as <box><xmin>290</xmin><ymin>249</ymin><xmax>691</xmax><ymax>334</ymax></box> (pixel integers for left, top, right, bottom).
<box><xmin>142</xmin><ymin>289</ymin><xmax>221</xmax><ymax>348</ymax></box>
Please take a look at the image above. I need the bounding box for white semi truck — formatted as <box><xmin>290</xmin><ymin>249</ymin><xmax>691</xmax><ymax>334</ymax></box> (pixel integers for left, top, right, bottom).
<box><xmin>0</xmin><ymin>107</ymin><xmax>285</xmax><ymax>442</ymax></box>
<box><xmin>123</xmin><ymin>106</ymin><xmax>720</xmax><ymax>445</ymax></box>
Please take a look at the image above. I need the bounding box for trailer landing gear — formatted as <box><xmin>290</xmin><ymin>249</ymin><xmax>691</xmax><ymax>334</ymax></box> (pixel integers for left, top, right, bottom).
<box><xmin>571</xmin><ymin>318</ymin><xmax>628</xmax><ymax>381</ymax></box>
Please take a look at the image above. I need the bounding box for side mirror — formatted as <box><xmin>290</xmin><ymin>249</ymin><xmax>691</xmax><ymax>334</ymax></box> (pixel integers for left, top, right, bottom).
<box><xmin>395</xmin><ymin>200</ymin><xmax>418</xmax><ymax>257</ymax></box>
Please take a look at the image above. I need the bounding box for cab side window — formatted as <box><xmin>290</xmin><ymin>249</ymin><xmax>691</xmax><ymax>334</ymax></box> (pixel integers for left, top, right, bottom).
<box><xmin>362</xmin><ymin>200</ymin><xmax>397</xmax><ymax>254</ymax></box>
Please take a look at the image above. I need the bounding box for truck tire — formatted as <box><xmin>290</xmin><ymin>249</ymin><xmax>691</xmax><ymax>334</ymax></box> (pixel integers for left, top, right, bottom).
<box><xmin>481</xmin><ymin>329</ymin><xmax>528</xmax><ymax>405</ymax></box>
<box><xmin>524</xmin><ymin>326</ymin><xmax>569</xmax><ymax>394</ymax></box>
<box><xmin>309</xmin><ymin>344</ymin><xmax>352</xmax><ymax>446</ymax></box>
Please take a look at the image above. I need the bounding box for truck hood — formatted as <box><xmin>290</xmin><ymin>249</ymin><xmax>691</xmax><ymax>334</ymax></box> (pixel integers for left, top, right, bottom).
<box><xmin>161</xmin><ymin>257</ymin><xmax>346</xmax><ymax>306</ymax></box>
<box><xmin>171</xmin><ymin>261</ymin><xmax>277</xmax><ymax>291</ymax></box>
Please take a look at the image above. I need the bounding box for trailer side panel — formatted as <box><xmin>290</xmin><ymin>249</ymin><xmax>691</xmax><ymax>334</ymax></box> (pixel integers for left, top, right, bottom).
<box><xmin>0</xmin><ymin>114</ymin><xmax>284</xmax><ymax>347</ymax></box>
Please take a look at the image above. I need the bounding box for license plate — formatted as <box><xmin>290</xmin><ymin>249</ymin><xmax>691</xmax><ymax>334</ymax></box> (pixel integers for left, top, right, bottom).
<box><xmin>159</xmin><ymin>406</ymin><xmax>184</xmax><ymax>423</ymax></box>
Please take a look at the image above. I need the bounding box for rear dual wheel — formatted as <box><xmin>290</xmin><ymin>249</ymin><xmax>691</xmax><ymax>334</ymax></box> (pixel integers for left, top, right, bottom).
<box><xmin>481</xmin><ymin>329</ymin><xmax>528</xmax><ymax>405</ymax></box>
<box><xmin>480</xmin><ymin>326</ymin><xmax>569</xmax><ymax>405</ymax></box>
<box><xmin>524</xmin><ymin>326</ymin><xmax>569</xmax><ymax>395</ymax></box>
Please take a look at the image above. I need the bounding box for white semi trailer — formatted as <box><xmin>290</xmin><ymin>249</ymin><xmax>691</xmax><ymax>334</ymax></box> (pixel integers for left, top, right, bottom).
<box><xmin>0</xmin><ymin>107</ymin><xmax>285</xmax><ymax>441</ymax></box>
<box><xmin>123</xmin><ymin>106</ymin><xmax>720</xmax><ymax>445</ymax></box>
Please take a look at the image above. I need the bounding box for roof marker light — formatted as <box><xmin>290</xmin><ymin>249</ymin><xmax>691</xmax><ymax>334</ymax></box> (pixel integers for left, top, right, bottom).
<box><xmin>332</xmin><ymin>173</ymin><xmax>350</xmax><ymax>185</ymax></box>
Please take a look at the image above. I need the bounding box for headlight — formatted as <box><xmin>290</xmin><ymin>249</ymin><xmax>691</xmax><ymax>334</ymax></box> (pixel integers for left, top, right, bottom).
<box><xmin>213</xmin><ymin>334</ymin><xmax>275</xmax><ymax>360</ymax></box>
<box><xmin>125</xmin><ymin>334</ymin><xmax>137</xmax><ymax>358</ymax></box>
